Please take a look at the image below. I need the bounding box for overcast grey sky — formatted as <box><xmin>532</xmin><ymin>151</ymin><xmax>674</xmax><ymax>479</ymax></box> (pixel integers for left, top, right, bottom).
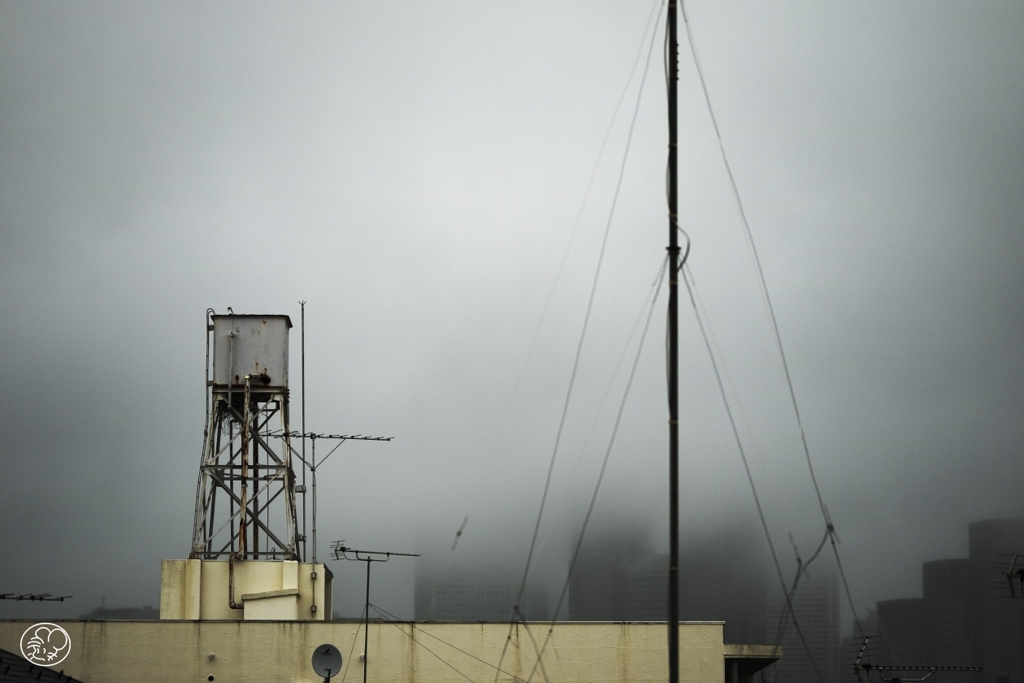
<box><xmin>1</xmin><ymin>1</ymin><xmax>1022</xmax><ymax>629</ymax></box>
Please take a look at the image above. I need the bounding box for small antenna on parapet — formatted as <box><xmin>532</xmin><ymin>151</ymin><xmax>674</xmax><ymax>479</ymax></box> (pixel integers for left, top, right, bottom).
<box><xmin>994</xmin><ymin>553</ymin><xmax>1024</xmax><ymax>598</ymax></box>
<box><xmin>0</xmin><ymin>593</ymin><xmax>72</xmax><ymax>602</ymax></box>
<box><xmin>852</xmin><ymin>636</ymin><xmax>982</xmax><ymax>683</ymax></box>
<box><xmin>848</xmin><ymin>635</ymin><xmax>879</xmax><ymax>683</ymax></box>
<box><xmin>330</xmin><ymin>542</ymin><xmax>419</xmax><ymax>683</ymax></box>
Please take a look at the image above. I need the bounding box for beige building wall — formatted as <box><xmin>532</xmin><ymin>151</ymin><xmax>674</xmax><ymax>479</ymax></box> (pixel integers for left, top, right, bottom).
<box><xmin>0</xmin><ymin>620</ymin><xmax>778</xmax><ymax>683</ymax></box>
<box><xmin>160</xmin><ymin>559</ymin><xmax>333</xmax><ymax>621</ymax></box>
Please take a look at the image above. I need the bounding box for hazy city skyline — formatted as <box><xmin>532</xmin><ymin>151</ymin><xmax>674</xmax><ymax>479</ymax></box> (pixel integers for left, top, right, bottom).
<box><xmin>2</xmin><ymin>1</ymin><xmax>1023</xmax><ymax>639</ymax></box>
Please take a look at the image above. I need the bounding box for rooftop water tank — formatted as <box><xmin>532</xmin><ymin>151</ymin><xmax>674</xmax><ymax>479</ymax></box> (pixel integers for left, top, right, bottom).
<box><xmin>211</xmin><ymin>314</ymin><xmax>291</xmax><ymax>389</ymax></box>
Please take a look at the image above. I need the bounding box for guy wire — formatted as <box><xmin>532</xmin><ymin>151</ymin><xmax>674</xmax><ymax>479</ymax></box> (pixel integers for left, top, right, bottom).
<box><xmin>523</xmin><ymin>254</ymin><xmax>668</xmax><ymax>683</ymax></box>
<box><xmin>372</xmin><ymin>607</ymin><xmax>476</xmax><ymax>683</ymax></box>
<box><xmin>372</xmin><ymin>602</ymin><xmax>524</xmax><ymax>682</ymax></box>
<box><xmin>684</xmin><ymin>264</ymin><xmax>826</xmax><ymax>683</ymax></box>
<box><xmin>773</xmin><ymin>528</ymin><xmax>829</xmax><ymax>651</ymax></box>
<box><xmin>494</xmin><ymin>5</ymin><xmax>667</xmax><ymax>681</ymax></box>
<box><xmin>496</xmin><ymin>0</ymin><xmax>665</xmax><ymax>435</ymax></box>
<box><xmin>338</xmin><ymin>603</ymin><xmax>366</xmax><ymax>683</ymax></box>
<box><xmin>680</xmin><ymin>0</ymin><xmax>864</xmax><ymax>639</ymax></box>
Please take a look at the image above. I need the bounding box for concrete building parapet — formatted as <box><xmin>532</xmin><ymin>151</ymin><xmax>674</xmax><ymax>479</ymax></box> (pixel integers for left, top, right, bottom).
<box><xmin>0</xmin><ymin>620</ymin><xmax>779</xmax><ymax>683</ymax></box>
<box><xmin>159</xmin><ymin>559</ymin><xmax>332</xmax><ymax>621</ymax></box>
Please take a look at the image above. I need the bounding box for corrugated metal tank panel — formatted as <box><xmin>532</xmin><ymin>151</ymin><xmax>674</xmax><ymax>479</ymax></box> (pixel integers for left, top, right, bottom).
<box><xmin>211</xmin><ymin>315</ymin><xmax>291</xmax><ymax>388</ymax></box>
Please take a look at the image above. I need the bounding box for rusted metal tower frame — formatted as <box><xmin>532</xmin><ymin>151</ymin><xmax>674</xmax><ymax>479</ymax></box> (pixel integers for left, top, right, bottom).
<box><xmin>190</xmin><ymin>313</ymin><xmax>300</xmax><ymax>560</ymax></box>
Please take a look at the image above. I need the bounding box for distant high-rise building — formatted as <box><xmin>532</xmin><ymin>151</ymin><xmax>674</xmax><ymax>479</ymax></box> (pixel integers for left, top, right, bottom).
<box><xmin>968</xmin><ymin>519</ymin><xmax>1024</xmax><ymax>683</ymax></box>
<box><xmin>876</xmin><ymin>598</ymin><xmax>926</xmax><ymax>665</ymax></box>
<box><xmin>79</xmin><ymin>605</ymin><xmax>160</xmax><ymax>620</ymax></box>
<box><xmin>865</xmin><ymin>519</ymin><xmax>1024</xmax><ymax>683</ymax></box>
<box><xmin>679</xmin><ymin>531</ymin><xmax>767</xmax><ymax>644</ymax></box>
<box><xmin>766</xmin><ymin>569</ymin><xmax>841</xmax><ymax>683</ymax></box>
<box><xmin>418</xmin><ymin>570</ymin><xmax>512</xmax><ymax>621</ymax></box>
<box><xmin>923</xmin><ymin>558</ymin><xmax>975</xmax><ymax>680</ymax></box>
<box><xmin>414</xmin><ymin>565</ymin><xmax>548</xmax><ymax>622</ymax></box>
<box><xmin>625</xmin><ymin>553</ymin><xmax>668</xmax><ymax>621</ymax></box>
<box><xmin>568</xmin><ymin>527</ymin><xmax>651</xmax><ymax>621</ymax></box>
<box><xmin>567</xmin><ymin>521</ymin><xmax>767</xmax><ymax>643</ymax></box>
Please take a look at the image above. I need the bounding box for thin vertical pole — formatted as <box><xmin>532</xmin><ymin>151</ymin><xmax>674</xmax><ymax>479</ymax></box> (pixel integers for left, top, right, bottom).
<box><xmin>202</xmin><ymin>310</ymin><xmax>212</xmax><ymax>453</ymax></box>
<box><xmin>300</xmin><ymin>301</ymin><xmax>307</xmax><ymax>562</ymax></box>
<box><xmin>252</xmin><ymin>410</ymin><xmax>259</xmax><ymax>556</ymax></box>
<box><xmin>312</xmin><ymin>438</ymin><xmax>318</xmax><ymax>564</ymax></box>
<box><xmin>228</xmin><ymin>420</ymin><xmax>235</xmax><ymax>554</ymax></box>
<box><xmin>240</xmin><ymin>376</ymin><xmax>251</xmax><ymax>558</ymax></box>
<box><xmin>667</xmin><ymin>2</ymin><xmax>681</xmax><ymax>683</ymax></box>
<box><xmin>364</xmin><ymin>559</ymin><xmax>371</xmax><ymax>683</ymax></box>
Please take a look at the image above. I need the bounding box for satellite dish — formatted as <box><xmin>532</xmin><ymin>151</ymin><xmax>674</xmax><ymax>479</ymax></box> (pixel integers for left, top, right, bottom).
<box><xmin>312</xmin><ymin>643</ymin><xmax>343</xmax><ymax>679</ymax></box>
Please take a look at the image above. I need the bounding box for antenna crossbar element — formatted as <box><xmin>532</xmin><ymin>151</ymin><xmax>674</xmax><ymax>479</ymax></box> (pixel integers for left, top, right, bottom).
<box><xmin>0</xmin><ymin>593</ymin><xmax>72</xmax><ymax>602</ymax></box>
<box><xmin>330</xmin><ymin>542</ymin><xmax>419</xmax><ymax>561</ymax></box>
<box><xmin>858</xmin><ymin>664</ymin><xmax>983</xmax><ymax>683</ymax></box>
<box><xmin>867</xmin><ymin>667</ymin><xmax>984</xmax><ymax>673</ymax></box>
<box><xmin>287</xmin><ymin>433</ymin><xmax>393</xmax><ymax>442</ymax></box>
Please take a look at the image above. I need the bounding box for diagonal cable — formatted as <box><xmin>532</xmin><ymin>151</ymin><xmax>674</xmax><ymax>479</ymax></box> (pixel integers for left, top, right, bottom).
<box><xmin>497</xmin><ymin>0</ymin><xmax>665</xmax><ymax>432</ymax></box>
<box><xmin>494</xmin><ymin>13</ymin><xmax>669</xmax><ymax>683</ymax></box>
<box><xmin>339</xmin><ymin>603</ymin><xmax>367</xmax><ymax>683</ymax></box>
<box><xmin>524</xmin><ymin>255</ymin><xmax>668</xmax><ymax>682</ymax></box>
<box><xmin>684</xmin><ymin>264</ymin><xmax>825</xmax><ymax>683</ymax></box>
<box><xmin>369</xmin><ymin>603</ymin><xmax>478</xmax><ymax>683</ymax></box>
<box><xmin>371</xmin><ymin>602</ymin><xmax>527</xmax><ymax>682</ymax></box>
<box><xmin>680</xmin><ymin>0</ymin><xmax>864</xmax><ymax>642</ymax></box>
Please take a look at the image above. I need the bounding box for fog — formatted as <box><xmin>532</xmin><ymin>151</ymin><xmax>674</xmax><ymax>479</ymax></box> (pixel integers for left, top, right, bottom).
<box><xmin>1</xmin><ymin>1</ymin><xmax>1022</xmax><ymax>635</ymax></box>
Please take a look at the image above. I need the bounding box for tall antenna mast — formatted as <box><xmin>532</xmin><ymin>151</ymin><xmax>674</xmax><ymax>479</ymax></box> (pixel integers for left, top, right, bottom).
<box><xmin>300</xmin><ymin>300</ymin><xmax>307</xmax><ymax>561</ymax></box>
<box><xmin>667</xmin><ymin>1</ymin><xmax>681</xmax><ymax>682</ymax></box>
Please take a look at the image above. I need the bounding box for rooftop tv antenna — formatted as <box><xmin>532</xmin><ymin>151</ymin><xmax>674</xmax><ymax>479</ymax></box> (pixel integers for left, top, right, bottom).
<box><xmin>0</xmin><ymin>593</ymin><xmax>72</xmax><ymax>602</ymax></box>
<box><xmin>291</xmin><ymin>433</ymin><xmax>393</xmax><ymax>562</ymax></box>
<box><xmin>995</xmin><ymin>553</ymin><xmax>1024</xmax><ymax>598</ymax></box>
<box><xmin>852</xmin><ymin>636</ymin><xmax>982</xmax><ymax>683</ymax></box>
<box><xmin>331</xmin><ymin>542</ymin><xmax>419</xmax><ymax>683</ymax></box>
